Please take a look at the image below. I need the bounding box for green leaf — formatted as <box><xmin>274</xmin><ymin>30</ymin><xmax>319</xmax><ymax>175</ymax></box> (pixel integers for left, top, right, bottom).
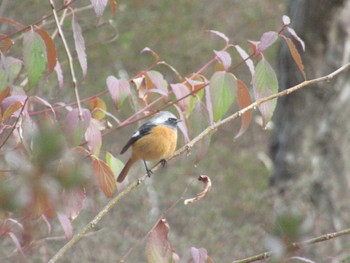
<box><xmin>106</xmin><ymin>152</ymin><xmax>124</xmax><ymax>175</ymax></box>
<box><xmin>0</xmin><ymin>67</ymin><xmax>8</xmax><ymax>92</ymax></box>
<box><xmin>23</xmin><ymin>29</ymin><xmax>47</xmax><ymax>88</ymax></box>
<box><xmin>252</xmin><ymin>59</ymin><xmax>278</xmax><ymax>127</ymax></box>
<box><xmin>209</xmin><ymin>71</ymin><xmax>236</xmax><ymax>122</ymax></box>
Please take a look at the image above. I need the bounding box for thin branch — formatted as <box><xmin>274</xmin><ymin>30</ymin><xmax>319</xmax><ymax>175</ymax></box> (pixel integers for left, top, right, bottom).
<box><xmin>49</xmin><ymin>0</ymin><xmax>83</xmax><ymax>117</ymax></box>
<box><xmin>48</xmin><ymin>62</ymin><xmax>350</xmax><ymax>262</ymax></box>
<box><xmin>232</xmin><ymin>227</ymin><xmax>350</xmax><ymax>263</ymax></box>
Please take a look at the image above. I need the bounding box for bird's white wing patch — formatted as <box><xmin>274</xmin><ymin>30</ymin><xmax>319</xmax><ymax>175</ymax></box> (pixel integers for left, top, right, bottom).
<box><xmin>132</xmin><ymin>130</ymin><xmax>140</xmax><ymax>138</ymax></box>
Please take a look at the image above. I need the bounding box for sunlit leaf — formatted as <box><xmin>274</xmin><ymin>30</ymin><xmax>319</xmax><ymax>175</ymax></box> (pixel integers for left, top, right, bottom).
<box><xmin>141</xmin><ymin>47</ymin><xmax>160</xmax><ymax>62</ymax></box>
<box><xmin>214</xmin><ymin>50</ymin><xmax>232</xmax><ymax>70</ymax></box>
<box><xmin>252</xmin><ymin>59</ymin><xmax>278</xmax><ymax>127</ymax></box>
<box><xmin>106</xmin><ymin>75</ymin><xmax>131</xmax><ymax>109</ymax></box>
<box><xmin>90</xmin><ymin>0</ymin><xmax>108</xmax><ymax>18</ymax></box>
<box><xmin>72</xmin><ymin>12</ymin><xmax>87</xmax><ymax>77</ymax></box>
<box><xmin>35</xmin><ymin>27</ymin><xmax>57</xmax><ymax>73</ymax></box>
<box><xmin>55</xmin><ymin>60</ymin><xmax>64</xmax><ymax>89</ymax></box>
<box><xmin>234</xmin><ymin>45</ymin><xmax>255</xmax><ymax>77</ymax></box>
<box><xmin>145</xmin><ymin>219</ymin><xmax>179</xmax><ymax>263</ymax></box>
<box><xmin>23</xmin><ymin>29</ymin><xmax>47</xmax><ymax>88</ymax></box>
<box><xmin>283</xmin><ymin>36</ymin><xmax>306</xmax><ymax>80</ymax></box>
<box><xmin>209</xmin><ymin>71</ymin><xmax>236</xmax><ymax>122</ymax></box>
<box><xmin>209</xmin><ymin>30</ymin><xmax>229</xmax><ymax>44</ymax></box>
<box><xmin>190</xmin><ymin>247</ymin><xmax>208</xmax><ymax>263</ymax></box>
<box><xmin>145</xmin><ymin>70</ymin><xmax>168</xmax><ymax>96</ymax></box>
<box><xmin>57</xmin><ymin>213</ymin><xmax>73</xmax><ymax>240</ymax></box>
<box><xmin>174</xmin><ymin>104</ymin><xmax>190</xmax><ymax>143</ymax></box>
<box><xmin>235</xmin><ymin>79</ymin><xmax>253</xmax><ymax>139</ymax></box>
<box><xmin>282</xmin><ymin>15</ymin><xmax>291</xmax><ymax>25</ymax></box>
<box><xmin>92</xmin><ymin>157</ymin><xmax>116</xmax><ymax>197</ymax></box>
<box><xmin>170</xmin><ymin>83</ymin><xmax>190</xmax><ymax>111</ymax></box>
<box><xmin>258</xmin><ymin>31</ymin><xmax>278</xmax><ymax>52</ymax></box>
<box><xmin>88</xmin><ymin>97</ymin><xmax>106</xmax><ymax>120</ymax></box>
<box><xmin>85</xmin><ymin>118</ymin><xmax>102</xmax><ymax>155</ymax></box>
<box><xmin>287</xmin><ymin>26</ymin><xmax>305</xmax><ymax>51</ymax></box>
<box><xmin>106</xmin><ymin>152</ymin><xmax>124</xmax><ymax>175</ymax></box>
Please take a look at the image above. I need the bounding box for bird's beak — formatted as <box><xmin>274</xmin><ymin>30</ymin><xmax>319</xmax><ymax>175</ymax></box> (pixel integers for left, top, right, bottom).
<box><xmin>176</xmin><ymin>119</ymin><xmax>182</xmax><ymax>123</ymax></box>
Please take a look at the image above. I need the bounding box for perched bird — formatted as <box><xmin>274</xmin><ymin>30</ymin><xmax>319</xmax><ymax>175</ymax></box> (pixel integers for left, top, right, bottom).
<box><xmin>117</xmin><ymin>111</ymin><xmax>181</xmax><ymax>183</ymax></box>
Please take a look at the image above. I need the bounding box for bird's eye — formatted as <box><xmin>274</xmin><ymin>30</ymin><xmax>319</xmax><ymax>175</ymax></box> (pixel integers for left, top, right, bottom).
<box><xmin>168</xmin><ymin>117</ymin><xmax>177</xmax><ymax>123</ymax></box>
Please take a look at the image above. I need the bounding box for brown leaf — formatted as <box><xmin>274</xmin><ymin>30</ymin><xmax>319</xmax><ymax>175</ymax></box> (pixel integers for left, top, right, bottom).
<box><xmin>235</xmin><ymin>79</ymin><xmax>253</xmax><ymax>139</ymax></box>
<box><xmin>0</xmin><ymin>34</ymin><xmax>14</xmax><ymax>53</ymax></box>
<box><xmin>184</xmin><ymin>175</ymin><xmax>212</xmax><ymax>205</ymax></box>
<box><xmin>145</xmin><ymin>219</ymin><xmax>179</xmax><ymax>263</ymax></box>
<box><xmin>0</xmin><ymin>87</ymin><xmax>10</xmax><ymax>104</ymax></box>
<box><xmin>88</xmin><ymin>97</ymin><xmax>106</xmax><ymax>120</ymax></box>
<box><xmin>283</xmin><ymin>36</ymin><xmax>306</xmax><ymax>80</ymax></box>
<box><xmin>92</xmin><ymin>157</ymin><xmax>116</xmax><ymax>197</ymax></box>
<box><xmin>2</xmin><ymin>101</ymin><xmax>23</xmax><ymax>120</ymax></box>
<box><xmin>35</xmin><ymin>27</ymin><xmax>57</xmax><ymax>73</ymax></box>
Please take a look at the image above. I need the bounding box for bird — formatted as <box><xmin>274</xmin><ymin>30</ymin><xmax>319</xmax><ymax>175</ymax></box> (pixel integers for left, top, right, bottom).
<box><xmin>117</xmin><ymin>111</ymin><xmax>181</xmax><ymax>183</ymax></box>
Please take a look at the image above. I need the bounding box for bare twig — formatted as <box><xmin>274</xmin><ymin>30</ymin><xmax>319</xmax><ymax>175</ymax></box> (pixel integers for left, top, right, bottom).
<box><xmin>48</xmin><ymin>62</ymin><xmax>350</xmax><ymax>263</ymax></box>
<box><xmin>232</xmin><ymin>227</ymin><xmax>350</xmax><ymax>263</ymax></box>
<box><xmin>49</xmin><ymin>0</ymin><xmax>83</xmax><ymax>117</ymax></box>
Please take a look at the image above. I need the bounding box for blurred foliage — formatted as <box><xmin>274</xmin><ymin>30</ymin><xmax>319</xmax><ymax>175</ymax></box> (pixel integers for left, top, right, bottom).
<box><xmin>0</xmin><ymin>0</ymin><xmax>292</xmax><ymax>262</ymax></box>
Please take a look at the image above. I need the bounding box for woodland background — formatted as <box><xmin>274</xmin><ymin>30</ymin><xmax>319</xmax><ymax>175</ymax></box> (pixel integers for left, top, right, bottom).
<box><xmin>1</xmin><ymin>0</ymin><xmax>350</xmax><ymax>262</ymax></box>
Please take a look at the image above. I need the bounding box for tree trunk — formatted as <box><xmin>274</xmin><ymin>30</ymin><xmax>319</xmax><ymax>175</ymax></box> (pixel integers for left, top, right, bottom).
<box><xmin>270</xmin><ymin>0</ymin><xmax>350</xmax><ymax>254</ymax></box>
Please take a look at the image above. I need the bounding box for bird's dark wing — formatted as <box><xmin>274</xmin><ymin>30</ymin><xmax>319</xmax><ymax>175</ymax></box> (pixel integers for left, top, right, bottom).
<box><xmin>120</xmin><ymin>123</ymin><xmax>155</xmax><ymax>154</ymax></box>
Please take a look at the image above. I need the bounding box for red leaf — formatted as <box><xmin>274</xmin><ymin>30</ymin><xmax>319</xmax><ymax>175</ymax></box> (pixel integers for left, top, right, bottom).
<box><xmin>191</xmin><ymin>247</ymin><xmax>208</xmax><ymax>263</ymax></box>
<box><xmin>35</xmin><ymin>27</ymin><xmax>57</xmax><ymax>73</ymax></box>
<box><xmin>85</xmin><ymin>118</ymin><xmax>102</xmax><ymax>155</ymax></box>
<box><xmin>108</xmin><ymin>0</ymin><xmax>117</xmax><ymax>14</ymax></box>
<box><xmin>0</xmin><ymin>87</ymin><xmax>10</xmax><ymax>103</ymax></box>
<box><xmin>106</xmin><ymin>75</ymin><xmax>131</xmax><ymax>108</ymax></box>
<box><xmin>57</xmin><ymin>213</ymin><xmax>73</xmax><ymax>240</ymax></box>
<box><xmin>1</xmin><ymin>95</ymin><xmax>27</xmax><ymax>115</ymax></box>
<box><xmin>90</xmin><ymin>0</ymin><xmax>108</xmax><ymax>18</ymax></box>
<box><xmin>145</xmin><ymin>219</ymin><xmax>179</xmax><ymax>263</ymax></box>
<box><xmin>214</xmin><ymin>50</ymin><xmax>232</xmax><ymax>71</ymax></box>
<box><xmin>0</xmin><ymin>34</ymin><xmax>14</xmax><ymax>53</ymax></box>
<box><xmin>170</xmin><ymin>83</ymin><xmax>190</xmax><ymax>111</ymax></box>
<box><xmin>234</xmin><ymin>45</ymin><xmax>255</xmax><ymax>77</ymax></box>
<box><xmin>258</xmin><ymin>31</ymin><xmax>278</xmax><ymax>52</ymax></box>
<box><xmin>283</xmin><ymin>36</ymin><xmax>306</xmax><ymax>80</ymax></box>
<box><xmin>0</xmin><ymin>18</ymin><xmax>25</xmax><ymax>29</ymax></box>
<box><xmin>92</xmin><ymin>157</ymin><xmax>116</xmax><ymax>197</ymax></box>
<box><xmin>209</xmin><ymin>30</ymin><xmax>229</xmax><ymax>44</ymax></box>
<box><xmin>235</xmin><ymin>79</ymin><xmax>253</xmax><ymax>139</ymax></box>
<box><xmin>72</xmin><ymin>12</ymin><xmax>87</xmax><ymax>77</ymax></box>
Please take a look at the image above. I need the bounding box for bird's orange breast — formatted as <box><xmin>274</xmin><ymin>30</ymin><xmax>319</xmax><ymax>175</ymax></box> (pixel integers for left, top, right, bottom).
<box><xmin>131</xmin><ymin>125</ymin><xmax>177</xmax><ymax>161</ymax></box>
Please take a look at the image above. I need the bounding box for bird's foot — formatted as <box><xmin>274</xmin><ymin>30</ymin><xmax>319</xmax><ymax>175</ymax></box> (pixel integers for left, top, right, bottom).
<box><xmin>146</xmin><ymin>168</ymin><xmax>153</xmax><ymax>177</ymax></box>
<box><xmin>160</xmin><ymin>159</ymin><xmax>167</xmax><ymax>167</ymax></box>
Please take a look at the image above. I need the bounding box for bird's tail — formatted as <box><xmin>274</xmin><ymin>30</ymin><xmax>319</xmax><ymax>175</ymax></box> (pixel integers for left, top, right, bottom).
<box><xmin>117</xmin><ymin>157</ymin><xmax>137</xmax><ymax>183</ymax></box>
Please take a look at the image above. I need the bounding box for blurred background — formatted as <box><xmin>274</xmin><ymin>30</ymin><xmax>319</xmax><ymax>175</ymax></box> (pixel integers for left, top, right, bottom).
<box><xmin>1</xmin><ymin>0</ymin><xmax>350</xmax><ymax>262</ymax></box>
